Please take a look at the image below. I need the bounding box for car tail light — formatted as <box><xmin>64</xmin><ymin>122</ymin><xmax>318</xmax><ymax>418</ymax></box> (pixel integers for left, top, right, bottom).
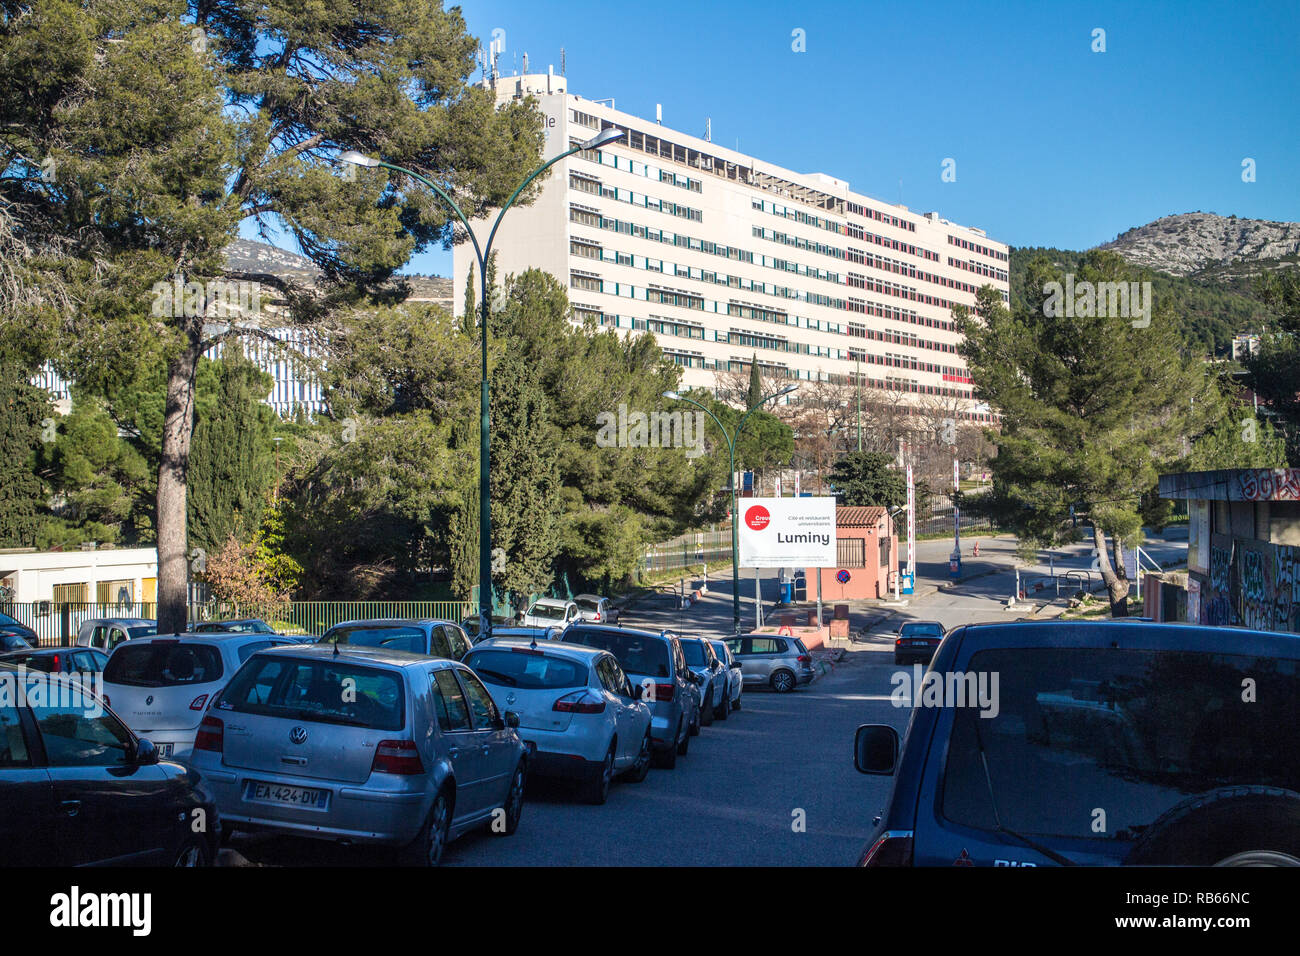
<box><xmin>797</xmin><ymin>654</ymin><xmax>811</xmax><ymax>664</ymax></box>
<box><xmin>553</xmin><ymin>690</ymin><xmax>606</xmax><ymax>714</ymax></box>
<box><xmin>372</xmin><ymin>739</ymin><xmax>424</xmax><ymax>775</ymax></box>
<box><xmin>189</xmin><ymin>694</ymin><xmax>209</xmax><ymax>711</ymax></box>
<box><xmin>593</xmin><ymin>612</ymin><xmax>601</xmax><ymax>621</ymax></box>
<box><xmin>194</xmin><ymin>715</ymin><xmax>224</xmax><ymax>753</ymax></box>
<box><xmin>858</xmin><ymin>830</ymin><xmax>914</xmax><ymax>867</ymax></box>
<box><xmin>894</xmin><ymin>638</ymin><xmax>904</xmax><ymax>645</ymax></box>
<box><xmin>653</xmin><ymin>682</ymin><xmax>675</xmax><ymax>702</ymax></box>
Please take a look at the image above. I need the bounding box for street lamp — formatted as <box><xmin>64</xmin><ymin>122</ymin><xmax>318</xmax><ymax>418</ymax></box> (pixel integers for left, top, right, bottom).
<box><xmin>664</xmin><ymin>383</ymin><xmax>797</xmax><ymax>632</ymax></box>
<box><xmin>340</xmin><ymin>126</ymin><xmax>625</xmax><ymax>638</ymax></box>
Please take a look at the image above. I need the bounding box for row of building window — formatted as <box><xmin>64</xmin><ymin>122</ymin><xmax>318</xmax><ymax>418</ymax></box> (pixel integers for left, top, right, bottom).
<box><xmin>948</xmin><ymin>234</ymin><xmax>1008</xmax><ymax>262</ymax></box>
<box><xmin>948</xmin><ymin>256</ymin><xmax>1009</xmax><ymax>283</ymax></box>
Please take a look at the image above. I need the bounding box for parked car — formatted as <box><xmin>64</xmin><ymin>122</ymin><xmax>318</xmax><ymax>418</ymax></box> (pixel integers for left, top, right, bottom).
<box><xmin>190</xmin><ymin>644</ymin><xmax>528</xmax><ymax>865</ymax></box>
<box><xmin>0</xmin><ymin>611</ymin><xmax>39</xmax><ymax>646</ymax></box>
<box><xmin>708</xmin><ymin>639</ymin><xmax>743</xmax><ymax>715</ymax></box>
<box><xmin>0</xmin><ymin>646</ymin><xmax>108</xmax><ymax>676</ymax></box>
<box><xmin>893</xmin><ymin>620</ymin><xmax>946</xmax><ymax>665</ymax></box>
<box><xmin>574</xmin><ymin>594</ymin><xmax>619</xmax><ymax>625</ymax></box>
<box><xmin>100</xmin><ymin>632</ymin><xmax>301</xmax><ymax>761</ymax></box>
<box><xmin>521</xmin><ymin>598</ymin><xmax>581</xmax><ymax>629</ymax></box>
<box><xmin>562</xmin><ymin>624</ymin><xmax>701</xmax><ymax>768</ymax></box>
<box><xmin>0</xmin><ymin>662</ymin><xmax>219</xmax><ymax>865</ymax></box>
<box><xmin>190</xmin><ymin>618</ymin><xmax>276</xmax><ymax>635</ymax></box>
<box><xmin>852</xmin><ymin>620</ymin><xmax>1300</xmax><ymax>867</ymax></box>
<box><xmin>461</xmin><ymin>615</ymin><xmax>517</xmax><ymax>643</ymax></box>
<box><xmin>77</xmin><ymin>617</ymin><xmax>157</xmax><ymax>653</ymax></box>
<box><xmin>320</xmin><ymin>619</ymin><xmax>473</xmax><ymax>660</ymax></box>
<box><xmin>725</xmin><ymin>634</ymin><xmax>815</xmax><ymax>692</ymax></box>
<box><xmin>679</xmin><ymin>637</ymin><xmax>728</xmax><ymax>726</ymax></box>
<box><xmin>463</xmin><ymin>640</ymin><xmax>652</xmax><ymax>803</ymax></box>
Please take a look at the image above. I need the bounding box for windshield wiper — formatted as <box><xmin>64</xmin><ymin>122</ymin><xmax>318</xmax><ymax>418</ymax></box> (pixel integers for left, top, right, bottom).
<box><xmin>971</xmin><ymin>715</ymin><xmax>1078</xmax><ymax>867</ymax></box>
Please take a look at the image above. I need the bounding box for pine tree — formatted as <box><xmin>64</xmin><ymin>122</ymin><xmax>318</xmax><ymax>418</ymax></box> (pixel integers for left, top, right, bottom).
<box><xmin>0</xmin><ymin>358</ymin><xmax>50</xmax><ymax>548</ymax></box>
<box><xmin>747</xmin><ymin>354</ymin><xmax>763</xmax><ymax>409</ymax></box>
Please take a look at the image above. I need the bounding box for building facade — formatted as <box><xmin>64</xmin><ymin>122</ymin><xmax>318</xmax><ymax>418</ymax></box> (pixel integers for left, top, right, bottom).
<box><xmin>455</xmin><ymin>73</ymin><xmax>1009</xmax><ymax>422</ymax></box>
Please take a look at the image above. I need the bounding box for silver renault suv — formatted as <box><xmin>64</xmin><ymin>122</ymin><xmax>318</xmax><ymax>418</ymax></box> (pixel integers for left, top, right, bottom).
<box><xmin>190</xmin><ymin>644</ymin><xmax>528</xmax><ymax>865</ymax></box>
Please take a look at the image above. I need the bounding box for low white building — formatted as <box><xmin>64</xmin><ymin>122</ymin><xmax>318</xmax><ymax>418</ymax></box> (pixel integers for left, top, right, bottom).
<box><xmin>0</xmin><ymin>546</ymin><xmax>158</xmax><ymax>606</ymax></box>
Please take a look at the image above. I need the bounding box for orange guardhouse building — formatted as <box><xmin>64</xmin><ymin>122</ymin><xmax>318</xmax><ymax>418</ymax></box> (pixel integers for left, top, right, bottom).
<box><xmin>804</xmin><ymin>506</ymin><xmax>899</xmax><ymax>601</ymax></box>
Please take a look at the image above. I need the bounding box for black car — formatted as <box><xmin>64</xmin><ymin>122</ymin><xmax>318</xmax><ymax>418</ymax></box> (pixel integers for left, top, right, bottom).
<box><xmin>189</xmin><ymin>617</ymin><xmax>276</xmax><ymax>634</ymax></box>
<box><xmin>0</xmin><ymin>662</ymin><xmax>220</xmax><ymax>865</ymax></box>
<box><xmin>0</xmin><ymin>611</ymin><xmax>39</xmax><ymax>648</ymax></box>
<box><xmin>853</xmin><ymin>621</ymin><xmax>1300</xmax><ymax>866</ymax></box>
<box><xmin>0</xmin><ymin>646</ymin><xmax>109</xmax><ymax>674</ymax></box>
<box><xmin>893</xmin><ymin>620</ymin><xmax>945</xmax><ymax>665</ymax></box>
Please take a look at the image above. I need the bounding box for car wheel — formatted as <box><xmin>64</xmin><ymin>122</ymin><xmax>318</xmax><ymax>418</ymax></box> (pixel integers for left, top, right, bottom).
<box><xmin>173</xmin><ymin>836</ymin><xmax>210</xmax><ymax>867</ymax></box>
<box><xmin>622</xmin><ymin>730</ymin><xmax>652</xmax><ymax>783</ymax></box>
<box><xmin>585</xmin><ymin>744</ymin><xmax>615</xmax><ymax>805</ymax></box>
<box><xmin>677</xmin><ymin>717</ymin><xmax>691</xmax><ymax>755</ymax></box>
<box><xmin>401</xmin><ymin>790</ymin><xmax>452</xmax><ymax>866</ymax></box>
<box><xmin>771</xmin><ymin>669</ymin><xmax>796</xmax><ymax>693</ymax></box>
<box><xmin>732</xmin><ymin>693</ymin><xmax>741</xmax><ymax>712</ymax></box>
<box><xmin>714</xmin><ymin>687</ymin><xmax>729</xmax><ymax>721</ymax></box>
<box><xmin>700</xmin><ymin>687</ymin><xmax>714</xmax><ymax>726</ymax></box>
<box><xmin>493</xmin><ymin>761</ymin><xmax>526</xmax><ymax>836</ymax></box>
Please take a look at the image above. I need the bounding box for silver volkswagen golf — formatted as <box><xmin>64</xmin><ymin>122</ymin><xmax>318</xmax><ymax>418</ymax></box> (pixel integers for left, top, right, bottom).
<box><xmin>190</xmin><ymin>644</ymin><xmax>528</xmax><ymax>865</ymax></box>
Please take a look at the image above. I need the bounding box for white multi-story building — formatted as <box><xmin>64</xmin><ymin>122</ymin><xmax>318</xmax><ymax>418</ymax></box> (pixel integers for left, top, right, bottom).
<box><xmin>455</xmin><ymin>73</ymin><xmax>1009</xmax><ymax>422</ymax></box>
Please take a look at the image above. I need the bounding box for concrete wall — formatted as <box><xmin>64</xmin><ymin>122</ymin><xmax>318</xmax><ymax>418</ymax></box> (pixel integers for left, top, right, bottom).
<box><xmin>0</xmin><ymin>548</ymin><xmax>158</xmax><ymax>605</ymax></box>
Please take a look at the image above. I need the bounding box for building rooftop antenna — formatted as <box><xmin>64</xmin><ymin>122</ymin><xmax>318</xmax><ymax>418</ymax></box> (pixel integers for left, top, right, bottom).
<box><xmin>561</xmin><ymin>47</ymin><xmax>566</xmax><ymax>76</ymax></box>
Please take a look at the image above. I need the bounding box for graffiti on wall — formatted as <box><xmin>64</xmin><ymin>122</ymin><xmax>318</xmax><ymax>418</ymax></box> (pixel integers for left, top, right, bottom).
<box><xmin>1275</xmin><ymin>545</ymin><xmax>1300</xmax><ymax>634</ymax></box>
<box><xmin>1238</xmin><ymin>469</ymin><xmax>1300</xmax><ymax>501</ymax></box>
<box><xmin>1205</xmin><ymin>544</ymin><xmax>1234</xmax><ymax>626</ymax></box>
<box><xmin>1239</xmin><ymin>547</ymin><xmax>1271</xmax><ymax>631</ymax></box>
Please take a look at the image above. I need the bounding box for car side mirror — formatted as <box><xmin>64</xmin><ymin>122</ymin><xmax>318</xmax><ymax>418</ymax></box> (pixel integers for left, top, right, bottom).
<box><xmin>504</xmin><ymin>711</ymin><xmax>520</xmax><ymax>729</ymax></box>
<box><xmin>854</xmin><ymin>724</ymin><xmax>899</xmax><ymax>775</ymax></box>
<box><xmin>133</xmin><ymin>737</ymin><xmax>160</xmax><ymax>766</ymax></box>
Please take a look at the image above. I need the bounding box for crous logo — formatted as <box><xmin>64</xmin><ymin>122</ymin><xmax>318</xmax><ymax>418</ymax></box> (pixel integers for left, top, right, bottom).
<box><xmin>744</xmin><ymin>505</ymin><xmax>771</xmax><ymax>531</ymax></box>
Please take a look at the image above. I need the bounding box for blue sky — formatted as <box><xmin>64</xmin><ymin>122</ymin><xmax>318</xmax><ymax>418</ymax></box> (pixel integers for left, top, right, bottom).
<box><xmin>249</xmin><ymin>0</ymin><xmax>1300</xmax><ymax>276</ymax></box>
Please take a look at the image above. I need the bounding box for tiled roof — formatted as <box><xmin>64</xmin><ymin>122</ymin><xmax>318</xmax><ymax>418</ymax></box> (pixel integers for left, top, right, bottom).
<box><xmin>837</xmin><ymin>506</ymin><xmax>888</xmax><ymax>527</ymax></box>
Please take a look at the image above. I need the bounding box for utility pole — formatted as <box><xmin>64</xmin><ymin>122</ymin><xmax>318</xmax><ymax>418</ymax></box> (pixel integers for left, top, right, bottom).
<box><xmin>855</xmin><ymin>358</ymin><xmax>862</xmax><ymax>452</ymax></box>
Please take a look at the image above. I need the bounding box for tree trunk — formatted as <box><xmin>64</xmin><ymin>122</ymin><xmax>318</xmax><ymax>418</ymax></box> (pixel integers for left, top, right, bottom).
<box><xmin>156</xmin><ymin>334</ymin><xmax>202</xmax><ymax>634</ymax></box>
<box><xmin>1091</xmin><ymin>524</ymin><xmax>1130</xmax><ymax>617</ymax></box>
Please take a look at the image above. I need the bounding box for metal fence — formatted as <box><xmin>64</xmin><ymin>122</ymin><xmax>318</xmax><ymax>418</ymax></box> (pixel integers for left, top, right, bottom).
<box><xmin>1</xmin><ymin>600</ymin><xmax>474</xmax><ymax>646</ymax></box>
<box><xmin>642</xmin><ymin>528</ymin><xmax>733</xmax><ymax>575</ymax></box>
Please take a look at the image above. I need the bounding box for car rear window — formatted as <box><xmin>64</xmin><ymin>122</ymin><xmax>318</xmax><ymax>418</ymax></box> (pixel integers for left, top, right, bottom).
<box><xmin>104</xmin><ymin>642</ymin><xmax>223</xmax><ymax>686</ymax></box>
<box><xmin>464</xmin><ymin>649</ymin><xmax>587</xmax><ymax>690</ymax></box>
<box><xmin>941</xmin><ymin>647</ymin><xmax>1300</xmax><ymax>842</ymax></box>
<box><xmin>325</xmin><ymin>625</ymin><xmax>427</xmax><ymax>654</ymax></box>
<box><xmin>901</xmin><ymin>623</ymin><xmax>943</xmax><ymax>637</ymax></box>
<box><xmin>576</xmin><ymin>598</ymin><xmax>599</xmax><ymax>610</ymax></box>
<box><xmin>529</xmin><ymin>604</ymin><xmax>567</xmax><ymax>620</ymax></box>
<box><xmin>0</xmin><ymin>653</ymin><xmax>53</xmax><ymax>672</ymax></box>
<box><xmin>680</xmin><ymin>641</ymin><xmax>707</xmax><ymax>667</ymax></box>
<box><xmin>127</xmin><ymin>626</ymin><xmax>157</xmax><ymax>639</ymax></box>
<box><xmin>567</xmin><ymin>630</ymin><xmax>670</xmax><ymax>678</ymax></box>
<box><xmin>217</xmin><ymin>656</ymin><xmax>404</xmax><ymax>731</ymax></box>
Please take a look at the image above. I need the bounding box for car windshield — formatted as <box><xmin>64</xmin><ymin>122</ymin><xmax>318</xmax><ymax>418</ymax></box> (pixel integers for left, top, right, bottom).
<box><xmin>566</xmin><ymin>630</ymin><xmax>670</xmax><ymax>678</ymax></box>
<box><xmin>324</xmin><ymin>625</ymin><xmax>426</xmax><ymax>653</ymax></box>
<box><xmin>218</xmin><ymin>656</ymin><xmax>404</xmax><ymax>731</ymax></box>
<box><xmin>464</xmin><ymin>649</ymin><xmax>587</xmax><ymax>689</ymax></box>
<box><xmin>103</xmin><ymin>642</ymin><xmax>223</xmax><ymax>686</ymax></box>
<box><xmin>127</xmin><ymin>625</ymin><xmax>157</xmax><ymax>639</ymax></box>
<box><xmin>942</xmin><ymin>646</ymin><xmax>1300</xmax><ymax>842</ymax></box>
<box><xmin>681</xmin><ymin>641</ymin><xmax>707</xmax><ymax>667</ymax></box>
<box><xmin>0</xmin><ymin>633</ymin><xmax>33</xmax><ymax>650</ymax></box>
<box><xmin>901</xmin><ymin>623</ymin><xmax>943</xmax><ymax>637</ymax></box>
<box><xmin>528</xmin><ymin>604</ymin><xmax>566</xmax><ymax>620</ymax></box>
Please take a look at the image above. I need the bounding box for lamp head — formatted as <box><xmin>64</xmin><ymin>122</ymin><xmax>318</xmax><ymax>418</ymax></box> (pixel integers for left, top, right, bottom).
<box><xmin>662</xmin><ymin>390</ymin><xmax>681</xmax><ymax>400</ymax></box>
<box><xmin>338</xmin><ymin>150</ymin><xmax>380</xmax><ymax>168</ymax></box>
<box><xmin>581</xmin><ymin>127</ymin><xmax>624</xmax><ymax>150</ymax></box>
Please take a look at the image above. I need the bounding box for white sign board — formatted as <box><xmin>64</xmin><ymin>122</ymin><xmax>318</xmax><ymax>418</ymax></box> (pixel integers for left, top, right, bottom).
<box><xmin>737</xmin><ymin>497</ymin><xmax>836</xmax><ymax>568</ymax></box>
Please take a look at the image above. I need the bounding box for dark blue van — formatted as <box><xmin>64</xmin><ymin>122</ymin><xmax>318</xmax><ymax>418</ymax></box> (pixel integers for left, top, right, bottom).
<box><xmin>853</xmin><ymin>620</ymin><xmax>1300</xmax><ymax>866</ymax></box>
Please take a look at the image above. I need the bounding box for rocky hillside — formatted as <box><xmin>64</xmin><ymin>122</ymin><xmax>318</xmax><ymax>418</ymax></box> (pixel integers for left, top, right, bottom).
<box><xmin>1100</xmin><ymin>212</ymin><xmax>1300</xmax><ymax>277</ymax></box>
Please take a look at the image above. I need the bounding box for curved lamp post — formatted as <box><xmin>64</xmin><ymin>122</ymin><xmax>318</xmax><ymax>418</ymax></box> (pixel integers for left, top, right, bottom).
<box><xmin>664</xmin><ymin>383</ymin><xmax>797</xmax><ymax>633</ymax></box>
<box><xmin>341</xmin><ymin>126</ymin><xmax>624</xmax><ymax>638</ymax></box>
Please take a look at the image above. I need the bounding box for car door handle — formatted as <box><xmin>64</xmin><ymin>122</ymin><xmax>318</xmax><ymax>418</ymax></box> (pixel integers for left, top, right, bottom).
<box><xmin>448</xmin><ymin>746</ymin><xmax>460</xmax><ymax>757</ymax></box>
<box><xmin>60</xmin><ymin>799</ymin><xmax>81</xmax><ymax>817</ymax></box>
<box><xmin>481</xmin><ymin>744</ymin><xmax>491</xmax><ymax>755</ymax></box>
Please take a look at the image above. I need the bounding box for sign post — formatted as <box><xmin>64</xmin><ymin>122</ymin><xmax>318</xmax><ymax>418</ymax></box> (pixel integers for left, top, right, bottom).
<box><xmin>905</xmin><ymin>463</ymin><xmax>916</xmax><ymax>594</ymax></box>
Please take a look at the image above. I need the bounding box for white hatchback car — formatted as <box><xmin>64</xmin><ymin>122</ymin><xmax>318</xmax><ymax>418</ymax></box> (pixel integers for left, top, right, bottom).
<box><xmin>462</xmin><ymin>639</ymin><xmax>653</xmax><ymax>804</ymax></box>
<box><xmin>521</xmin><ymin>598</ymin><xmax>580</xmax><ymax>629</ymax></box>
<box><xmin>101</xmin><ymin>632</ymin><xmax>297</xmax><ymax>761</ymax></box>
